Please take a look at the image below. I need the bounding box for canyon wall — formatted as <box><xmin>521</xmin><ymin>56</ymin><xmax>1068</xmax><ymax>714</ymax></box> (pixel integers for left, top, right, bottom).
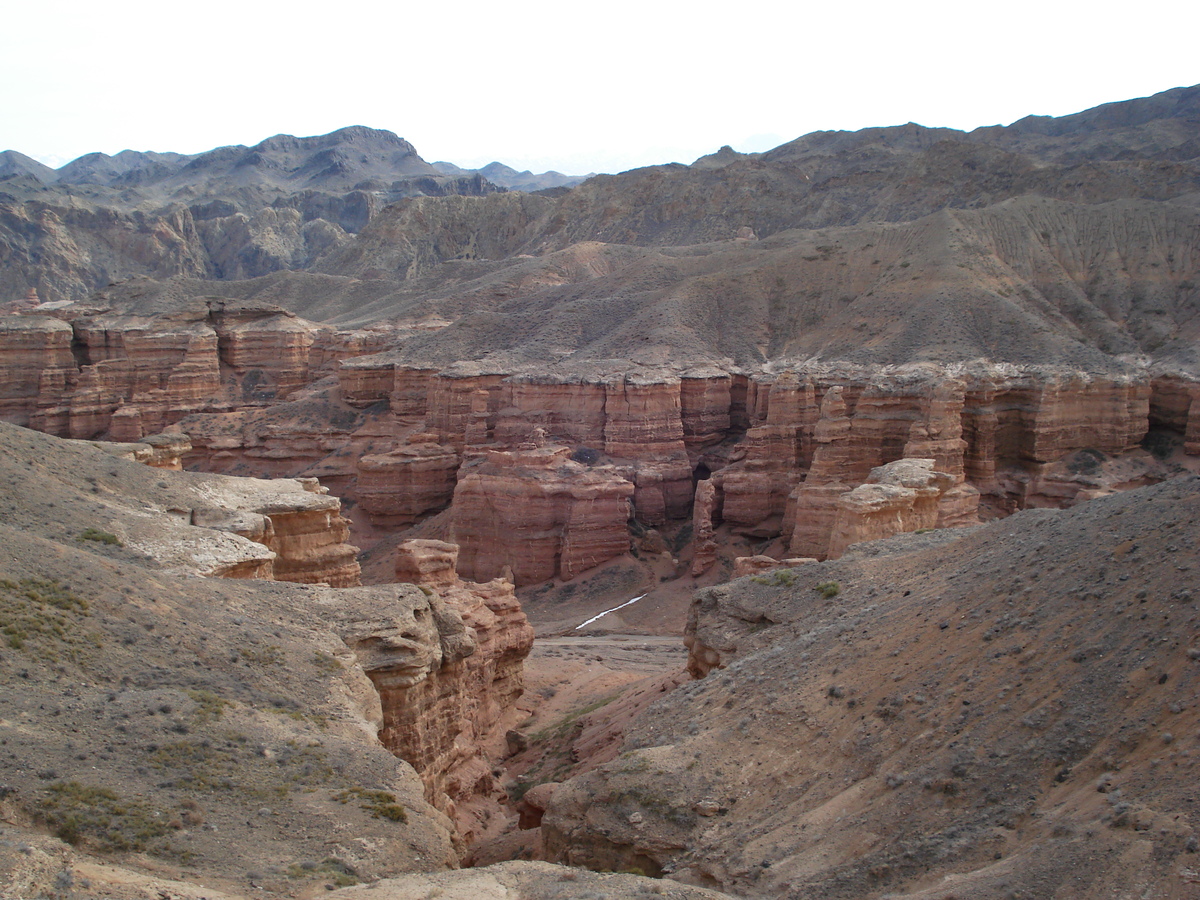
<box><xmin>0</xmin><ymin>304</ymin><xmax>382</xmax><ymax>441</ymax></box>
<box><xmin>5</xmin><ymin>298</ymin><xmax>1197</xmax><ymax>578</ymax></box>
<box><xmin>344</xmin><ymin>360</ymin><xmax>1193</xmax><ymax>575</ymax></box>
<box><xmin>348</xmin><ymin>539</ymin><xmax>534</xmax><ymax>842</ymax></box>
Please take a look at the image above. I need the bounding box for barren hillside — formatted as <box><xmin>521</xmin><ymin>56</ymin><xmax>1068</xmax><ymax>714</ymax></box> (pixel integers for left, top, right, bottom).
<box><xmin>543</xmin><ymin>476</ymin><xmax>1200</xmax><ymax>898</ymax></box>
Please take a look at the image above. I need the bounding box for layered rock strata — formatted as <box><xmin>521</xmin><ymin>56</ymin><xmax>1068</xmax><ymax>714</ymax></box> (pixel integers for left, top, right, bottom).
<box><xmin>342</xmin><ymin>361</ymin><xmax>1193</xmax><ymax>580</ymax></box>
<box><xmin>349</xmin><ymin>539</ymin><xmax>533</xmax><ymax>841</ymax></box>
<box><xmin>358</xmin><ymin>441</ymin><xmax>460</xmax><ymax>526</ymax></box>
<box><xmin>7</xmin><ymin>302</ymin><xmax>1195</xmax><ymax>575</ymax></box>
<box><xmin>0</xmin><ymin>305</ymin><xmax>382</xmax><ymax>441</ymax></box>
<box><xmin>449</xmin><ymin>447</ymin><xmax>635</xmax><ymax>586</ymax></box>
<box><xmin>188</xmin><ymin>475</ymin><xmax>361</xmax><ymax>585</ymax></box>
<box><xmin>0</xmin><ymin>316</ymin><xmax>76</xmax><ymax>425</ymax></box>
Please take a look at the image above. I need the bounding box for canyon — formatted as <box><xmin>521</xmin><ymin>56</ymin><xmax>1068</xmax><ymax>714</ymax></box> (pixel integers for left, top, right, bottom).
<box><xmin>1</xmin><ymin>83</ymin><xmax>1199</xmax><ymax>899</ymax></box>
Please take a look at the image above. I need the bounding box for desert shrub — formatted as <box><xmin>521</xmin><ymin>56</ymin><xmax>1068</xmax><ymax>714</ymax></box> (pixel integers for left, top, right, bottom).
<box><xmin>334</xmin><ymin>787</ymin><xmax>407</xmax><ymax>822</ymax></box>
<box><xmin>751</xmin><ymin>569</ymin><xmax>798</xmax><ymax>587</ymax></box>
<box><xmin>37</xmin><ymin>781</ymin><xmax>171</xmax><ymax>852</ymax></box>
<box><xmin>287</xmin><ymin>858</ymin><xmax>359</xmax><ymax>886</ymax></box>
<box><xmin>185</xmin><ymin>689</ymin><xmax>229</xmax><ymax>724</ymax></box>
<box><xmin>238</xmin><ymin>644</ymin><xmax>284</xmax><ymax>666</ymax></box>
<box><xmin>78</xmin><ymin>527</ymin><xmax>121</xmax><ymax>546</ymax></box>
<box><xmin>151</xmin><ymin>738</ymin><xmax>334</xmax><ymax>798</ymax></box>
<box><xmin>532</xmin><ymin>693</ymin><xmax>622</xmax><ymax>743</ymax></box>
<box><xmin>311</xmin><ymin>651</ymin><xmax>343</xmax><ymax>673</ymax></box>
<box><xmin>0</xmin><ymin>577</ymin><xmax>99</xmax><ymax>660</ymax></box>
<box><xmin>816</xmin><ymin>581</ymin><xmax>841</xmax><ymax>599</ymax></box>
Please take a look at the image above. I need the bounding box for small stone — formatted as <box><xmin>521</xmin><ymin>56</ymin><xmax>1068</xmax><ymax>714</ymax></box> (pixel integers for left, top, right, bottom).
<box><xmin>695</xmin><ymin>799</ymin><xmax>721</xmax><ymax>817</ymax></box>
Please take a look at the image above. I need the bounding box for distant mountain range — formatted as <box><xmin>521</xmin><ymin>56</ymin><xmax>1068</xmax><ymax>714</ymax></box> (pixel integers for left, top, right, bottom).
<box><xmin>0</xmin><ymin>126</ymin><xmax>588</xmax><ymax>195</ymax></box>
<box><xmin>431</xmin><ymin>160</ymin><xmax>590</xmax><ymax>192</ymax></box>
<box><xmin>1</xmin><ymin>86</ymin><xmax>1198</xmax><ymax>376</ymax></box>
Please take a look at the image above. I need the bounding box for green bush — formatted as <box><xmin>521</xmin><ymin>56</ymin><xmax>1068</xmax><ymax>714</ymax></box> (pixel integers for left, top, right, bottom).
<box><xmin>78</xmin><ymin>527</ymin><xmax>121</xmax><ymax>546</ymax></box>
<box><xmin>816</xmin><ymin>581</ymin><xmax>841</xmax><ymax>599</ymax></box>
<box><xmin>0</xmin><ymin>577</ymin><xmax>98</xmax><ymax>660</ymax></box>
<box><xmin>335</xmin><ymin>787</ymin><xmax>407</xmax><ymax>822</ymax></box>
<box><xmin>751</xmin><ymin>569</ymin><xmax>798</xmax><ymax>587</ymax></box>
<box><xmin>37</xmin><ymin>782</ymin><xmax>171</xmax><ymax>852</ymax></box>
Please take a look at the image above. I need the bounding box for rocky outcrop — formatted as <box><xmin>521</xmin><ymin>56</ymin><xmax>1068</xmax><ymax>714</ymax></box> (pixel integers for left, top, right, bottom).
<box><xmin>450</xmin><ymin>447</ymin><xmax>635</xmax><ymax>586</ymax></box>
<box><xmin>188</xmin><ymin>475</ymin><xmax>361</xmax><ymax>585</ymax></box>
<box><xmin>357</xmin><ymin>441</ymin><xmax>460</xmax><ymax>526</ymax></box>
<box><xmin>0</xmin><ymin>315</ymin><xmax>76</xmax><ymax>426</ymax></box>
<box><xmin>84</xmin><ymin>431</ymin><xmax>193</xmax><ymax>469</ymax></box>
<box><xmin>0</xmin><ymin>305</ymin><xmax>383</xmax><ymax>442</ymax></box>
<box><xmin>824</xmin><ymin>457</ymin><xmax>974</xmax><ymax>558</ymax></box>
<box><xmin>348</xmin><ymin>539</ymin><xmax>533</xmax><ymax>841</ymax></box>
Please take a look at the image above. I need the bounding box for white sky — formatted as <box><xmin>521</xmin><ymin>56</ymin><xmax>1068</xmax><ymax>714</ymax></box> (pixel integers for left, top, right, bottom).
<box><xmin>2</xmin><ymin>0</ymin><xmax>1197</xmax><ymax>176</ymax></box>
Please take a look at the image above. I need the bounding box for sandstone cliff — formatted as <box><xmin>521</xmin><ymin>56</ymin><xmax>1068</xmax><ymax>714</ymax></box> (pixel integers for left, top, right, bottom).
<box><xmin>371</xmin><ymin>540</ymin><xmax>534</xmax><ymax>842</ymax></box>
<box><xmin>0</xmin><ymin>301</ymin><xmax>380</xmax><ymax>442</ymax></box>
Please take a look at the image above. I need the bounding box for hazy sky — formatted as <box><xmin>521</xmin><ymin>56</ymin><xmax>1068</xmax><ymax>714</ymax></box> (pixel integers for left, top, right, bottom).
<box><xmin>3</xmin><ymin>0</ymin><xmax>1197</xmax><ymax>175</ymax></box>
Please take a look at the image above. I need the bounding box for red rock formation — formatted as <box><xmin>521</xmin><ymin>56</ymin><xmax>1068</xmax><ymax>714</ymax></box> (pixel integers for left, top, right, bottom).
<box><xmin>450</xmin><ymin>447</ymin><xmax>634</xmax><ymax>585</ymax></box>
<box><xmin>0</xmin><ymin>316</ymin><xmax>76</xmax><ymax>426</ymax></box>
<box><xmin>825</xmin><ymin>458</ymin><xmax>967</xmax><ymax>558</ymax></box>
<box><xmin>680</xmin><ymin>369</ymin><xmax>733</xmax><ymax>449</ymax></box>
<box><xmin>62</xmin><ymin>315</ymin><xmax>223</xmax><ymax>439</ymax></box>
<box><xmin>603</xmin><ymin>374</ymin><xmax>686</xmax><ymax>458</ymax></box>
<box><xmin>962</xmin><ymin>371</ymin><xmax>1150</xmax><ymax>502</ymax></box>
<box><xmin>690</xmin><ymin>478</ymin><xmax>719</xmax><ymax>577</ymax></box>
<box><xmin>426</xmin><ymin>371</ymin><xmax>507</xmax><ymax>449</ymax></box>
<box><xmin>357</xmin><ymin>442</ymin><xmax>460</xmax><ymax>526</ymax></box>
<box><xmin>338</xmin><ymin>356</ymin><xmax>395</xmax><ymax>408</ymax></box>
<box><xmin>191</xmin><ymin>475</ymin><xmax>361</xmax><ymax>586</ymax></box>
<box><xmin>5</xmin><ymin>310</ymin><xmax>1192</xmax><ymax>578</ymax></box>
<box><xmin>212</xmin><ymin>307</ymin><xmax>321</xmax><ymax>398</ymax></box>
<box><xmin>351</xmin><ymin>539</ymin><xmax>534</xmax><ymax>840</ymax></box>
<box><xmin>493</xmin><ymin>376</ymin><xmax>607</xmax><ymax>447</ymax></box>
<box><xmin>717</xmin><ymin>374</ymin><xmax>819</xmax><ymax>534</ymax></box>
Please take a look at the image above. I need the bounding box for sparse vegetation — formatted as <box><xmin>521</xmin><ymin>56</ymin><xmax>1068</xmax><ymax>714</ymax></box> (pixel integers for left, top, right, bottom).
<box><xmin>816</xmin><ymin>580</ymin><xmax>841</xmax><ymax>598</ymax></box>
<box><xmin>287</xmin><ymin>858</ymin><xmax>360</xmax><ymax>887</ymax></box>
<box><xmin>334</xmin><ymin>787</ymin><xmax>407</xmax><ymax>822</ymax></box>
<box><xmin>532</xmin><ymin>693</ymin><xmax>622</xmax><ymax>743</ymax></box>
<box><xmin>0</xmin><ymin>576</ymin><xmax>99</xmax><ymax>660</ymax></box>
<box><xmin>37</xmin><ymin>781</ymin><xmax>173</xmax><ymax>853</ymax></box>
<box><xmin>77</xmin><ymin>527</ymin><xmax>121</xmax><ymax>546</ymax></box>
<box><xmin>185</xmin><ymin>689</ymin><xmax>229</xmax><ymax>724</ymax></box>
<box><xmin>149</xmin><ymin>737</ymin><xmax>335</xmax><ymax>799</ymax></box>
<box><xmin>751</xmin><ymin>568</ymin><xmax>798</xmax><ymax>587</ymax></box>
<box><xmin>311</xmin><ymin>650</ymin><xmax>343</xmax><ymax>673</ymax></box>
<box><xmin>239</xmin><ymin>644</ymin><xmax>285</xmax><ymax>666</ymax></box>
